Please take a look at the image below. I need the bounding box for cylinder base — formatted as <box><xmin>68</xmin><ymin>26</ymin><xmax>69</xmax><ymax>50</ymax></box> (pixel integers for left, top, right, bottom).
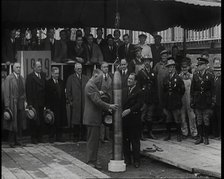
<box><xmin>108</xmin><ymin>160</ymin><xmax>126</xmax><ymax>172</ymax></box>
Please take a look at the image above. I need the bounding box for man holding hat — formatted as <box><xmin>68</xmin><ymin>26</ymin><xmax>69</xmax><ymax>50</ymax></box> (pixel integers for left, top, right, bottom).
<box><xmin>136</xmin><ymin>57</ymin><xmax>157</xmax><ymax>140</ymax></box>
<box><xmin>26</xmin><ymin>60</ymin><xmax>46</xmax><ymax>144</ymax></box>
<box><xmin>3</xmin><ymin>62</ymin><xmax>26</xmax><ymax>147</ymax></box>
<box><xmin>190</xmin><ymin>57</ymin><xmax>215</xmax><ymax>145</ymax></box>
<box><xmin>162</xmin><ymin>58</ymin><xmax>185</xmax><ymax>142</ymax></box>
<box><xmin>128</xmin><ymin>46</ymin><xmax>144</xmax><ymax>74</ymax></box>
<box><xmin>46</xmin><ymin>67</ymin><xmax>67</xmax><ymax>143</ymax></box>
<box><xmin>179</xmin><ymin>58</ymin><xmax>198</xmax><ymax>139</ymax></box>
<box><xmin>151</xmin><ymin>34</ymin><xmax>165</xmax><ymax>68</ymax></box>
<box><xmin>137</xmin><ymin>34</ymin><xmax>152</xmax><ymax>59</ymax></box>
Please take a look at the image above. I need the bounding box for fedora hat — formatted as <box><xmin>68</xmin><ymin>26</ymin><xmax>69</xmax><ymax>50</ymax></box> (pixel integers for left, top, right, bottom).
<box><xmin>165</xmin><ymin>59</ymin><xmax>176</xmax><ymax>67</ymax></box>
<box><xmin>25</xmin><ymin>105</ymin><xmax>37</xmax><ymax>120</ymax></box>
<box><xmin>3</xmin><ymin>108</ymin><xmax>13</xmax><ymax>121</ymax></box>
<box><xmin>154</xmin><ymin>34</ymin><xmax>162</xmax><ymax>40</ymax></box>
<box><xmin>44</xmin><ymin>109</ymin><xmax>55</xmax><ymax>125</ymax></box>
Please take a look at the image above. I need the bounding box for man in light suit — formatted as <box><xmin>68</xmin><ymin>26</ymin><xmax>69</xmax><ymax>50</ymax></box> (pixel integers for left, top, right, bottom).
<box><xmin>4</xmin><ymin>62</ymin><xmax>26</xmax><ymax>147</ymax></box>
<box><xmin>83</xmin><ymin>69</ymin><xmax>118</xmax><ymax>169</ymax></box>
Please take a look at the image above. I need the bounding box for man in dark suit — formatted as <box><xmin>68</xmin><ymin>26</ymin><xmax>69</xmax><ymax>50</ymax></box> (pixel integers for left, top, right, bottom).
<box><xmin>41</xmin><ymin>28</ymin><xmax>56</xmax><ymax>60</ymax></box>
<box><xmin>83</xmin><ymin>69</ymin><xmax>118</xmax><ymax>169</ymax></box>
<box><xmin>102</xmin><ymin>34</ymin><xmax>117</xmax><ymax>63</ymax></box>
<box><xmin>66</xmin><ymin>63</ymin><xmax>89</xmax><ymax>142</ymax></box>
<box><xmin>46</xmin><ymin>67</ymin><xmax>67</xmax><ymax>143</ymax></box>
<box><xmin>151</xmin><ymin>34</ymin><xmax>165</xmax><ymax>68</ymax></box>
<box><xmin>122</xmin><ymin>73</ymin><xmax>144</xmax><ymax>168</ymax></box>
<box><xmin>118</xmin><ymin>34</ymin><xmax>135</xmax><ymax>64</ymax></box>
<box><xmin>2</xmin><ymin>29</ymin><xmax>21</xmax><ymax>64</ymax></box>
<box><xmin>93</xmin><ymin>28</ymin><xmax>107</xmax><ymax>52</ymax></box>
<box><xmin>26</xmin><ymin>61</ymin><xmax>46</xmax><ymax>144</ymax></box>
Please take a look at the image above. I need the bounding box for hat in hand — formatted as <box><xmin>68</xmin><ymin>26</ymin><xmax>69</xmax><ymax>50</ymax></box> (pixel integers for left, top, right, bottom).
<box><xmin>25</xmin><ymin>105</ymin><xmax>37</xmax><ymax>120</ymax></box>
<box><xmin>3</xmin><ymin>108</ymin><xmax>13</xmax><ymax>121</ymax></box>
<box><xmin>44</xmin><ymin>109</ymin><xmax>55</xmax><ymax>125</ymax></box>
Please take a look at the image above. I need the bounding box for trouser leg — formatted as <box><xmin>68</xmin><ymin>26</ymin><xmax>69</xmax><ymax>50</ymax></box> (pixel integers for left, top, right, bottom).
<box><xmin>86</xmin><ymin>126</ymin><xmax>100</xmax><ymax>164</ymax></box>
<box><xmin>181</xmin><ymin>107</ymin><xmax>188</xmax><ymax>136</ymax></box>
<box><xmin>187</xmin><ymin>107</ymin><xmax>197</xmax><ymax>137</ymax></box>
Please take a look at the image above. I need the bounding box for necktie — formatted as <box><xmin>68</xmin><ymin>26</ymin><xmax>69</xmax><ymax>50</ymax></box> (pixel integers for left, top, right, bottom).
<box><xmin>38</xmin><ymin>73</ymin><xmax>41</xmax><ymax>79</ymax></box>
<box><xmin>55</xmin><ymin>80</ymin><xmax>58</xmax><ymax>84</ymax></box>
<box><xmin>122</xmin><ymin>71</ymin><xmax>125</xmax><ymax>76</ymax></box>
<box><xmin>125</xmin><ymin>44</ymin><xmax>128</xmax><ymax>55</ymax></box>
<box><xmin>105</xmin><ymin>75</ymin><xmax>107</xmax><ymax>81</ymax></box>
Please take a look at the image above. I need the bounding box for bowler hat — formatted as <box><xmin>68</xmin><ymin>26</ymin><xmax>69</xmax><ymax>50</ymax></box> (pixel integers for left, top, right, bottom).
<box><xmin>25</xmin><ymin>106</ymin><xmax>37</xmax><ymax>120</ymax></box>
<box><xmin>3</xmin><ymin>108</ymin><xmax>13</xmax><ymax>121</ymax></box>
<box><xmin>160</xmin><ymin>50</ymin><xmax>168</xmax><ymax>56</ymax></box>
<box><xmin>165</xmin><ymin>59</ymin><xmax>176</xmax><ymax>67</ymax></box>
<box><xmin>44</xmin><ymin>109</ymin><xmax>55</xmax><ymax>125</ymax></box>
<box><xmin>197</xmin><ymin>57</ymin><xmax>209</xmax><ymax>65</ymax></box>
<box><xmin>138</xmin><ymin>34</ymin><xmax>147</xmax><ymax>38</ymax></box>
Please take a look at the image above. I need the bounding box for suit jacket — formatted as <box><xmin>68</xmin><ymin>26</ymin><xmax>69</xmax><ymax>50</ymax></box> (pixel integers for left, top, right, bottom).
<box><xmin>66</xmin><ymin>73</ymin><xmax>89</xmax><ymax>125</ymax></box>
<box><xmin>119</xmin><ymin>69</ymin><xmax>130</xmax><ymax>89</ymax></box>
<box><xmin>3</xmin><ymin>73</ymin><xmax>26</xmax><ymax>131</ymax></box>
<box><xmin>93</xmin><ymin>38</ymin><xmax>107</xmax><ymax>51</ymax></box>
<box><xmin>151</xmin><ymin>44</ymin><xmax>165</xmax><ymax>67</ymax></box>
<box><xmin>54</xmin><ymin>40</ymin><xmax>68</xmax><ymax>63</ymax></box>
<box><xmin>102</xmin><ymin>44</ymin><xmax>117</xmax><ymax>63</ymax></box>
<box><xmin>85</xmin><ymin>43</ymin><xmax>103</xmax><ymax>64</ymax></box>
<box><xmin>41</xmin><ymin>38</ymin><xmax>56</xmax><ymax>60</ymax></box>
<box><xmin>215</xmin><ymin>75</ymin><xmax>221</xmax><ymax>106</ymax></box>
<box><xmin>26</xmin><ymin>71</ymin><xmax>46</xmax><ymax>108</ymax></box>
<box><xmin>162</xmin><ymin>72</ymin><xmax>185</xmax><ymax>110</ymax></box>
<box><xmin>83</xmin><ymin>79</ymin><xmax>110</xmax><ymax>126</ymax></box>
<box><xmin>118</xmin><ymin>43</ymin><xmax>135</xmax><ymax>63</ymax></box>
<box><xmin>46</xmin><ymin>78</ymin><xmax>67</xmax><ymax>127</ymax></box>
<box><xmin>2</xmin><ymin>38</ymin><xmax>21</xmax><ymax>63</ymax></box>
<box><xmin>122</xmin><ymin>85</ymin><xmax>144</xmax><ymax>126</ymax></box>
<box><xmin>67</xmin><ymin>41</ymin><xmax>87</xmax><ymax>64</ymax></box>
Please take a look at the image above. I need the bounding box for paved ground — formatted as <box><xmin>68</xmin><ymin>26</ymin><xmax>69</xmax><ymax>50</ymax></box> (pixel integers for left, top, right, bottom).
<box><xmin>54</xmin><ymin>139</ymin><xmax>215</xmax><ymax>178</ymax></box>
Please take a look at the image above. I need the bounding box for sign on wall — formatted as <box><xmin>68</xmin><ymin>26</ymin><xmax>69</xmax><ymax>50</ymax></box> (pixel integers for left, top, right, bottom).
<box><xmin>17</xmin><ymin>51</ymin><xmax>51</xmax><ymax>79</ymax></box>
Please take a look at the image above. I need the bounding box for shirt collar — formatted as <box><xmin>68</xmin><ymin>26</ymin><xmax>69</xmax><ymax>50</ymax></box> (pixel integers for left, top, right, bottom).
<box><xmin>34</xmin><ymin>72</ymin><xmax>40</xmax><ymax>77</ymax></box>
<box><xmin>13</xmin><ymin>72</ymin><xmax>18</xmax><ymax>79</ymax></box>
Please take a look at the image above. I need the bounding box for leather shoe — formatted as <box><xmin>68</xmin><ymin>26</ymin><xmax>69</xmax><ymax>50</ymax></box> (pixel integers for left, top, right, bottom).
<box><xmin>134</xmin><ymin>162</ymin><xmax>140</xmax><ymax>168</ymax></box>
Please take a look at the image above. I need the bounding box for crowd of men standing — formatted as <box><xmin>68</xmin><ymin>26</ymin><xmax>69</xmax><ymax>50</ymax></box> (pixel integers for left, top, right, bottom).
<box><xmin>1</xmin><ymin>27</ymin><xmax>221</xmax><ymax>169</ymax></box>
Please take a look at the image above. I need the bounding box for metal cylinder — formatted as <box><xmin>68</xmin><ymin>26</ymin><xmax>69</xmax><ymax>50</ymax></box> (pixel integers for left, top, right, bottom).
<box><xmin>113</xmin><ymin>70</ymin><xmax>123</xmax><ymax>160</ymax></box>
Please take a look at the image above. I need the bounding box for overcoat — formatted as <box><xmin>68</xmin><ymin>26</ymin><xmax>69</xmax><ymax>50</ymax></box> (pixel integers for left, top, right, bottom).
<box><xmin>3</xmin><ymin>73</ymin><xmax>26</xmax><ymax>131</ymax></box>
<box><xmin>26</xmin><ymin>71</ymin><xmax>46</xmax><ymax>108</ymax></box>
<box><xmin>67</xmin><ymin>41</ymin><xmax>87</xmax><ymax>64</ymax></box>
<box><xmin>83</xmin><ymin>79</ymin><xmax>110</xmax><ymax>126</ymax></box>
<box><xmin>118</xmin><ymin>43</ymin><xmax>135</xmax><ymax>63</ymax></box>
<box><xmin>45</xmin><ymin>78</ymin><xmax>67</xmax><ymax>127</ymax></box>
<box><xmin>66</xmin><ymin>73</ymin><xmax>88</xmax><ymax>125</ymax></box>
